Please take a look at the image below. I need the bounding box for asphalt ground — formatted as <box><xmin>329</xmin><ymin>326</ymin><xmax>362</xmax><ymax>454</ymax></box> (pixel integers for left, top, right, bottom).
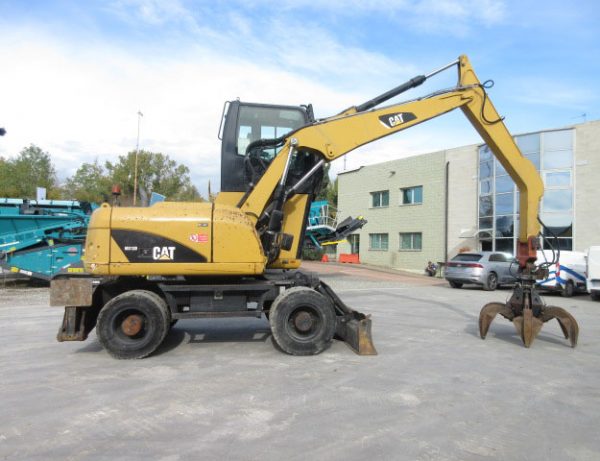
<box><xmin>1</xmin><ymin>262</ymin><xmax>599</xmax><ymax>461</ymax></box>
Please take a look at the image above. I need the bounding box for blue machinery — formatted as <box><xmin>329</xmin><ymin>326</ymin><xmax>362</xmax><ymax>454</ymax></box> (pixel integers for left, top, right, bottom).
<box><xmin>0</xmin><ymin>199</ymin><xmax>95</xmax><ymax>281</ymax></box>
<box><xmin>305</xmin><ymin>200</ymin><xmax>367</xmax><ymax>249</ymax></box>
<box><xmin>0</xmin><ymin>198</ymin><xmax>362</xmax><ymax>281</ymax></box>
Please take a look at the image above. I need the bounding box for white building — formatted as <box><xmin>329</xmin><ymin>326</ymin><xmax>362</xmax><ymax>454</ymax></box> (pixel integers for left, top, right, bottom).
<box><xmin>336</xmin><ymin>120</ymin><xmax>600</xmax><ymax>271</ymax></box>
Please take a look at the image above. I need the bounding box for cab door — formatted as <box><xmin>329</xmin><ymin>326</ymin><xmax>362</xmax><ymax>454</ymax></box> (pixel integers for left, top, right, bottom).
<box><xmin>219</xmin><ymin>101</ymin><xmax>310</xmax><ymax>192</ymax></box>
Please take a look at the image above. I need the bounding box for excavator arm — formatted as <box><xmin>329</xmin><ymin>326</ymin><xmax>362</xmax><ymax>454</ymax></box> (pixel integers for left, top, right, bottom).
<box><xmin>239</xmin><ymin>55</ymin><xmax>543</xmax><ymax>268</ymax></box>
<box><xmin>239</xmin><ymin>55</ymin><xmax>578</xmax><ymax>348</ymax></box>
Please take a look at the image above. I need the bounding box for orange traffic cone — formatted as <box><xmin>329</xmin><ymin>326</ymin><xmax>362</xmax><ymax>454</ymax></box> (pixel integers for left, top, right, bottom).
<box><xmin>321</xmin><ymin>254</ymin><xmax>329</xmax><ymax>262</ymax></box>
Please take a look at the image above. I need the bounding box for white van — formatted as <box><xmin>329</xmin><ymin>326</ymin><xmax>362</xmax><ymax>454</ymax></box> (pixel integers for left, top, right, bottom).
<box><xmin>587</xmin><ymin>246</ymin><xmax>600</xmax><ymax>301</ymax></box>
<box><xmin>535</xmin><ymin>250</ymin><xmax>587</xmax><ymax>297</ymax></box>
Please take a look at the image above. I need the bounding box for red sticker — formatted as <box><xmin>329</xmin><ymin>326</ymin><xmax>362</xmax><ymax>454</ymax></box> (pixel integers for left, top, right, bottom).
<box><xmin>189</xmin><ymin>233</ymin><xmax>209</xmax><ymax>243</ymax></box>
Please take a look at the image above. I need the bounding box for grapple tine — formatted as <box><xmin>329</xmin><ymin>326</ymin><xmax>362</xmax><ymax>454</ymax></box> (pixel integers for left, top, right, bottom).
<box><xmin>480</xmin><ymin>267</ymin><xmax>580</xmax><ymax>348</ymax></box>
<box><xmin>542</xmin><ymin>306</ymin><xmax>579</xmax><ymax>347</ymax></box>
<box><xmin>479</xmin><ymin>302</ymin><xmax>514</xmax><ymax>339</ymax></box>
<box><xmin>514</xmin><ymin>308</ymin><xmax>543</xmax><ymax>348</ymax></box>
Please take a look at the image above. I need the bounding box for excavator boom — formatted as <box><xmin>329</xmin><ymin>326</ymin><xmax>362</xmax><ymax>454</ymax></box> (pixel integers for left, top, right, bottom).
<box><xmin>239</xmin><ymin>56</ymin><xmax>543</xmax><ymax>268</ymax></box>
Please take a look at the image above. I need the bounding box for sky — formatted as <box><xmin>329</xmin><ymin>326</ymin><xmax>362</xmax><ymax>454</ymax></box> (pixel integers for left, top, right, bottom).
<box><xmin>1</xmin><ymin>0</ymin><xmax>599</xmax><ymax>198</ymax></box>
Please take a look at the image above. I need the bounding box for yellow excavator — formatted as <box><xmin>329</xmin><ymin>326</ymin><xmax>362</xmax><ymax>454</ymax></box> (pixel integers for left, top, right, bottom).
<box><xmin>51</xmin><ymin>55</ymin><xmax>578</xmax><ymax>359</ymax></box>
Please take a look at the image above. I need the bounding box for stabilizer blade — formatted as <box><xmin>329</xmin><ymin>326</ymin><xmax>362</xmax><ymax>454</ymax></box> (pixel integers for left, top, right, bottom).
<box><xmin>336</xmin><ymin>314</ymin><xmax>377</xmax><ymax>356</ymax></box>
<box><xmin>317</xmin><ymin>280</ymin><xmax>377</xmax><ymax>356</ymax></box>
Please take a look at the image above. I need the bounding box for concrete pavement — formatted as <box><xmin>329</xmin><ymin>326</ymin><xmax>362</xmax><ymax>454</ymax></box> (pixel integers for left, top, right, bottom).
<box><xmin>1</xmin><ymin>264</ymin><xmax>599</xmax><ymax>460</ymax></box>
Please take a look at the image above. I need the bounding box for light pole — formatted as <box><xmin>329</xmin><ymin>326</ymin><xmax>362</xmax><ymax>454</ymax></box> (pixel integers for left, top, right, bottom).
<box><xmin>133</xmin><ymin>110</ymin><xmax>143</xmax><ymax>205</ymax></box>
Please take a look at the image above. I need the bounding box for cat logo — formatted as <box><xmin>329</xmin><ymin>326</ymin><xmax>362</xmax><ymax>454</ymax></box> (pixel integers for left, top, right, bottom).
<box><xmin>378</xmin><ymin>111</ymin><xmax>416</xmax><ymax>129</ymax></box>
<box><xmin>152</xmin><ymin>246</ymin><xmax>176</xmax><ymax>261</ymax></box>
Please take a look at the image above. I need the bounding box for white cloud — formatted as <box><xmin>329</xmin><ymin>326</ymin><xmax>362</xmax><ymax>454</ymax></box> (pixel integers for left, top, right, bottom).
<box><xmin>0</xmin><ymin>27</ymin><xmax>373</xmax><ymax>195</ymax></box>
<box><xmin>0</xmin><ymin>8</ymin><xmax>497</xmax><ymax>198</ymax></box>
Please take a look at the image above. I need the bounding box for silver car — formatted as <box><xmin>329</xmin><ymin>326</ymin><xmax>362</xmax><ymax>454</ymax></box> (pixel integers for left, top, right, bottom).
<box><xmin>445</xmin><ymin>251</ymin><xmax>518</xmax><ymax>291</ymax></box>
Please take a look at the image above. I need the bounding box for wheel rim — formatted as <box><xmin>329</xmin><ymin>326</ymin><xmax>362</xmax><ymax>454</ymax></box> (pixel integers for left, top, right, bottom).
<box><xmin>285</xmin><ymin>306</ymin><xmax>322</xmax><ymax>342</ymax></box>
<box><xmin>111</xmin><ymin>308</ymin><xmax>149</xmax><ymax>343</ymax></box>
<box><xmin>489</xmin><ymin>274</ymin><xmax>497</xmax><ymax>289</ymax></box>
<box><xmin>121</xmin><ymin>314</ymin><xmax>144</xmax><ymax>336</ymax></box>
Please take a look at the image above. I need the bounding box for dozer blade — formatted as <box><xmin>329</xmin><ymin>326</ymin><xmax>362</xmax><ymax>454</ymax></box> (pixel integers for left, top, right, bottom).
<box><xmin>479</xmin><ymin>302</ymin><xmax>514</xmax><ymax>339</ymax></box>
<box><xmin>542</xmin><ymin>306</ymin><xmax>579</xmax><ymax>347</ymax></box>
<box><xmin>317</xmin><ymin>280</ymin><xmax>377</xmax><ymax>355</ymax></box>
<box><xmin>336</xmin><ymin>313</ymin><xmax>377</xmax><ymax>356</ymax></box>
<box><xmin>512</xmin><ymin>308</ymin><xmax>544</xmax><ymax>348</ymax></box>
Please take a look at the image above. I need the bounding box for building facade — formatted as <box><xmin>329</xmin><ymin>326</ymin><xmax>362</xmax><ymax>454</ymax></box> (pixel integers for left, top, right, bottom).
<box><xmin>336</xmin><ymin>120</ymin><xmax>600</xmax><ymax>271</ymax></box>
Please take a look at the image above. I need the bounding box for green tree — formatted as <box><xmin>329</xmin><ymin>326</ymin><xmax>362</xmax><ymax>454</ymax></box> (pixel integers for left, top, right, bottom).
<box><xmin>315</xmin><ymin>163</ymin><xmax>331</xmax><ymax>200</ymax></box>
<box><xmin>0</xmin><ymin>145</ymin><xmax>58</xmax><ymax>198</ymax></box>
<box><xmin>105</xmin><ymin>150</ymin><xmax>202</xmax><ymax>205</ymax></box>
<box><xmin>326</xmin><ymin>177</ymin><xmax>338</xmax><ymax>207</ymax></box>
<box><xmin>64</xmin><ymin>159</ymin><xmax>112</xmax><ymax>203</ymax></box>
<box><xmin>315</xmin><ymin>165</ymin><xmax>338</xmax><ymax>207</ymax></box>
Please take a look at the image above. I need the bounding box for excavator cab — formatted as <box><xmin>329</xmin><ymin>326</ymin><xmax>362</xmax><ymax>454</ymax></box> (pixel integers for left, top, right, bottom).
<box><xmin>218</xmin><ymin>100</ymin><xmax>314</xmax><ymax>192</ymax></box>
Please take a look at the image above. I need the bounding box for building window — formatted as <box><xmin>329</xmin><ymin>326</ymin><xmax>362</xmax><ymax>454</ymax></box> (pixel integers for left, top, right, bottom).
<box><xmin>477</xmin><ymin>129</ymin><xmax>574</xmax><ymax>254</ymax></box>
<box><xmin>399</xmin><ymin>232</ymin><xmax>422</xmax><ymax>251</ymax></box>
<box><xmin>544</xmin><ymin>171</ymin><xmax>571</xmax><ymax>187</ymax></box>
<box><xmin>369</xmin><ymin>233</ymin><xmax>388</xmax><ymax>251</ymax></box>
<box><xmin>371</xmin><ymin>190</ymin><xmax>389</xmax><ymax>208</ymax></box>
<box><xmin>348</xmin><ymin>234</ymin><xmax>360</xmax><ymax>254</ymax></box>
<box><xmin>401</xmin><ymin>186</ymin><xmax>423</xmax><ymax>205</ymax></box>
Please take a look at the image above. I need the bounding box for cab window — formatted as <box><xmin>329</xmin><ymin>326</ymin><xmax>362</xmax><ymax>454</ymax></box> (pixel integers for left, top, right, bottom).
<box><xmin>236</xmin><ymin>106</ymin><xmax>306</xmax><ymax>158</ymax></box>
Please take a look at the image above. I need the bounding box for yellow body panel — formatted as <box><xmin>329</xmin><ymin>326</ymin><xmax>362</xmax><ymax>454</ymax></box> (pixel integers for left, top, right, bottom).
<box><xmin>214</xmin><ymin>191</ymin><xmax>245</xmax><ymax>207</ymax></box>
<box><xmin>212</xmin><ymin>205</ymin><xmax>265</xmax><ymax>264</ymax></box>
<box><xmin>269</xmin><ymin>194</ymin><xmax>310</xmax><ymax>269</ymax></box>
<box><xmin>84</xmin><ymin>202</ymin><xmax>266</xmax><ymax>276</ymax></box>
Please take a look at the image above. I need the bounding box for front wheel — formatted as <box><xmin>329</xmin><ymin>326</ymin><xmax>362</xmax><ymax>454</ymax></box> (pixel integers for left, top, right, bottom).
<box><xmin>96</xmin><ymin>290</ymin><xmax>170</xmax><ymax>359</ymax></box>
<box><xmin>449</xmin><ymin>281</ymin><xmax>463</xmax><ymax>289</ymax></box>
<box><xmin>269</xmin><ymin>287</ymin><xmax>336</xmax><ymax>356</ymax></box>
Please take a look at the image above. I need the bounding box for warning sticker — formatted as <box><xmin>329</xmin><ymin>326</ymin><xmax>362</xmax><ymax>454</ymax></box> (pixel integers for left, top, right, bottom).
<box><xmin>189</xmin><ymin>233</ymin><xmax>209</xmax><ymax>243</ymax></box>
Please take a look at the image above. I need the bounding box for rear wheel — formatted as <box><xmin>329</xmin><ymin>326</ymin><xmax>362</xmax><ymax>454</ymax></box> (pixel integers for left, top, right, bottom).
<box><xmin>96</xmin><ymin>290</ymin><xmax>170</xmax><ymax>359</ymax></box>
<box><xmin>449</xmin><ymin>281</ymin><xmax>463</xmax><ymax>289</ymax></box>
<box><xmin>483</xmin><ymin>272</ymin><xmax>498</xmax><ymax>291</ymax></box>
<box><xmin>561</xmin><ymin>281</ymin><xmax>575</xmax><ymax>298</ymax></box>
<box><xmin>269</xmin><ymin>287</ymin><xmax>336</xmax><ymax>356</ymax></box>
<box><xmin>591</xmin><ymin>292</ymin><xmax>600</xmax><ymax>301</ymax></box>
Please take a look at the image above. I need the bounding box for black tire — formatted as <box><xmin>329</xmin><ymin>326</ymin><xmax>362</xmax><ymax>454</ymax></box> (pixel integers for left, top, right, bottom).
<box><xmin>561</xmin><ymin>281</ymin><xmax>575</xmax><ymax>298</ymax></box>
<box><xmin>269</xmin><ymin>286</ymin><xmax>336</xmax><ymax>356</ymax></box>
<box><xmin>483</xmin><ymin>272</ymin><xmax>498</xmax><ymax>291</ymax></box>
<box><xmin>591</xmin><ymin>292</ymin><xmax>600</xmax><ymax>301</ymax></box>
<box><xmin>449</xmin><ymin>281</ymin><xmax>463</xmax><ymax>289</ymax></box>
<box><xmin>96</xmin><ymin>290</ymin><xmax>170</xmax><ymax>359</ymax></box>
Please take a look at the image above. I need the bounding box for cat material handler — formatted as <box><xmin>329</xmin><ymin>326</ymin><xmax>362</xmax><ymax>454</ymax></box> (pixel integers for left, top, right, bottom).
<box><xmin>51</xmin><ymin>55</ymin><xmax>578</xmax><ymax>358</ymax></box>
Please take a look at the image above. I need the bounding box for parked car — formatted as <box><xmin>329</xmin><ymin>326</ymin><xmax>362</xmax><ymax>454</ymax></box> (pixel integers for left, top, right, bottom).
<box><xmin>587</xmin><ymin>246</ymin><xmax>600</xmax><ymax>301</ymax></box>
<box><xmin>445</xmin><ymin>251</ymin><xmax>518</xmax><ymax>291</ymax></box>
<box><xmin>535</xmin><ymin>250</ymin><xmax>587</xmax><ymax>297</ymax></box>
